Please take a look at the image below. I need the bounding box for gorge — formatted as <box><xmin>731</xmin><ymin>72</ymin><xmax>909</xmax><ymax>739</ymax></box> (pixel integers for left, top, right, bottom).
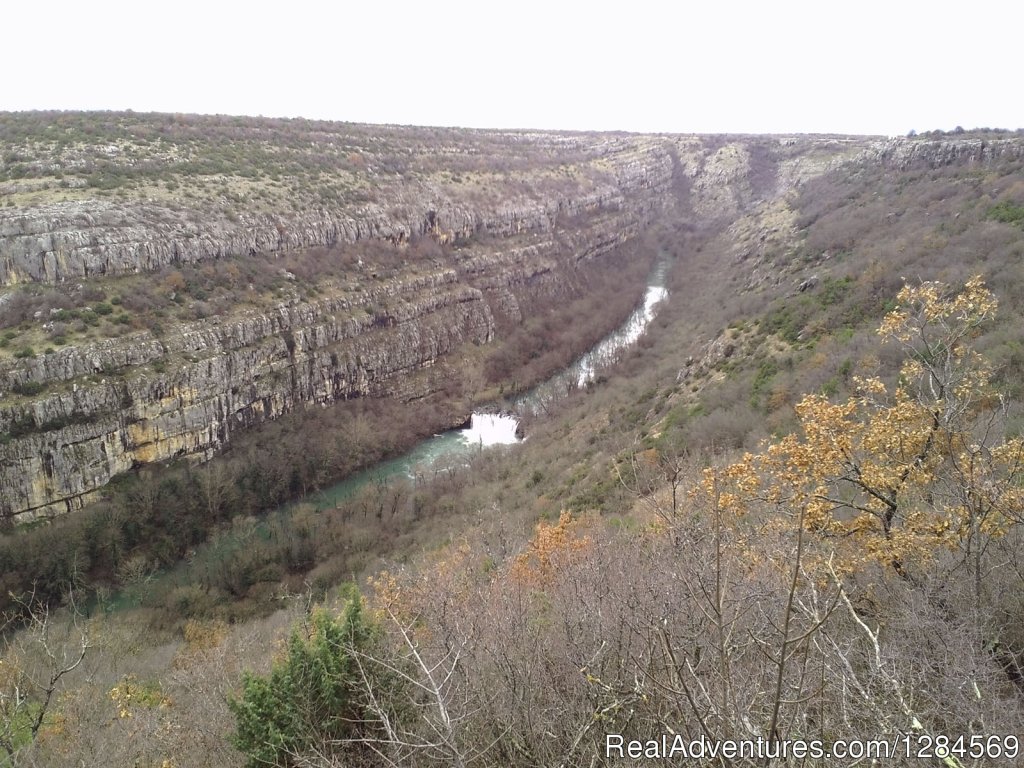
<box><xmin>2</xmin><ymin>115</ymin><xmax>1018</xmax><ymax>524</ymax></box>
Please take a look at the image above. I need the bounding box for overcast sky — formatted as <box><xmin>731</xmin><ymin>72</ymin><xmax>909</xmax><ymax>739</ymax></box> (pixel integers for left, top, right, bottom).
<box><xmin>5</xmin><ymin>1</ymin><xmax>1022</xmax><ymax>136</ymax></box>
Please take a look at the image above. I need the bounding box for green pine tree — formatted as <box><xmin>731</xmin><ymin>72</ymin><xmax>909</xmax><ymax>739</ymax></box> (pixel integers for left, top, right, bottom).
<box><xmin>229</xmin><ymin>594</ymin><xmax>386</xmax><ymax>767</ymax></box>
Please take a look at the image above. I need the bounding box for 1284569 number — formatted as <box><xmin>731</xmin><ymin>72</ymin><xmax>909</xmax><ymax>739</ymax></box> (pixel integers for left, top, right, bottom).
<box><xmin>902</xmin><ymin>734</ymin><xmax>1019</xmax><ymax>760</ymax></box>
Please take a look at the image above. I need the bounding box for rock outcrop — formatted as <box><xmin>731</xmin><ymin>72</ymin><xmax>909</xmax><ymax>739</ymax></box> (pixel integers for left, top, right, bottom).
<box><xmin>873</xmin><ymin>136</ymin><xmax>1024</xmax><ymax>171</ymax></box>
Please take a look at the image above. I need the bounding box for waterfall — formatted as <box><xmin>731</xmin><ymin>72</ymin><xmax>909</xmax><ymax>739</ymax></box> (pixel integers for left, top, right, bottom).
<box><xmin>459</xmin><ymin>413</ymin><xmax>520</xmax><ymax>447</ymax></box>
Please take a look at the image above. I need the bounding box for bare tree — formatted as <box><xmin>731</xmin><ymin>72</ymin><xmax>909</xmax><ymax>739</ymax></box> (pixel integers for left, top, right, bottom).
<box><xmin>615</xmin><ymin>435</ymin><xmax>692</xmax><ymax>527</ymax></box>
<box><xmin>1</xmin><ymin>590</ymin><xmax>90</xmax><ymax>764</ymax></box>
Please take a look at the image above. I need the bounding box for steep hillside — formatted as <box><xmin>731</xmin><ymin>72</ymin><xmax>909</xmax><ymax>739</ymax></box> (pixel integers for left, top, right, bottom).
<box><xmin>0</xmin><ymin>114</ymin><xmax>673</xmax><ymax>520</ymax></box>
<box><xmin>655</xmin><ymin>130</ymin><xmax>1024</xmax><ymax>457</ymax></box>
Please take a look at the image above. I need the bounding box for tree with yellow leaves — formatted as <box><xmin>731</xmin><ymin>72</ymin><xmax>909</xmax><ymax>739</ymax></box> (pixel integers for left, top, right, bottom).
<box><xmin>511</xmin><ymin>510</ymin><xmax>593</xmax><ymax>586</ymax></box>
<box><xmin>714</xmin><ymin>275</ymin><xmax>1022</xmax><ymax>585</ymax></box>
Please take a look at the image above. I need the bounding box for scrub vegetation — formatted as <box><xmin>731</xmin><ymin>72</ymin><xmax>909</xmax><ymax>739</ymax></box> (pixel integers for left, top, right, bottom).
<box><xmin>4</xmin><ymin>123</ymin><xmax>1024</xmax><ymax>766</ymax></box>
<box><xmin>0</xmin><ymin>111</ymin><xmax>612</xmax><ymax>211</ymax></box>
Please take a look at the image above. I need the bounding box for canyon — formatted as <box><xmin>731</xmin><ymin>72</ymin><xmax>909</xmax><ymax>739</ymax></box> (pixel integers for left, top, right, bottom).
<box><xmin>2</xmin><ymin>115</ymin><xmax>1017</xmax><ymax>522</ymax></box>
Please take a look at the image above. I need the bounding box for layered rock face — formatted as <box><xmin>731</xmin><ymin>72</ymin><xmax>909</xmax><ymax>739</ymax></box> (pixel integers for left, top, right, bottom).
<box><xmin>1</xmin><ymin>206</ymin><xmax>659</xmax><ymax>519</ymax></box>
<box><xmin>872</xmin><ymin>136</ymin><xmax>1024</xmax><ymax>171</ymax></box>
<box><xmin>1</xmin><ymin>270</ymin><xmax>495</xmax><ymax>518</ymax></box>
<box><xmin>0</xmin><ymin>119</ymin><xmax>672</xmax><ymax>286</ymax></box>
<box><xmin>0</xmin><ymin>116</ymin><xmax>891</xmax><ymax>521</ymax></box>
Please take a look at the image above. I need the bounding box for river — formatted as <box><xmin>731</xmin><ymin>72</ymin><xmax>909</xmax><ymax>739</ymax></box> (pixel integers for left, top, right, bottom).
<box><xmin>301</xmin><ymin>258</ymin><xmax>670</xmax><ymax>510</ymax></box>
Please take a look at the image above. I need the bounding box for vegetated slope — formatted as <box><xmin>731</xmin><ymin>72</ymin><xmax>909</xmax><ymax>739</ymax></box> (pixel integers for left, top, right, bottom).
<box><xmin>0</xmin><ymin>113</ymin><xmax>869</xmax><ymax>522</ymax></box>
<box><xmin>6</xmin><ymin>129</ymin><xmax>1024</xmax><ymax>765</ymax></box>
<box><xmin>655</xmin><ymin>130</ymin><xmax>1024</xmax><ymax>456</ymax></box>
<box><xmin>452</xmin><ymin>131</ymin><xmax>1024</xmax><ymax>767</ymax></box>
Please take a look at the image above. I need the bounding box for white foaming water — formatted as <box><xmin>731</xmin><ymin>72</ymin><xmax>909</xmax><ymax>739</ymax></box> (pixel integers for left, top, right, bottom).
<box><xmin>575</xmin><ymin>283</ymin><xmax>669</xmax><ymax>388</ymax></box>
<box><xmin>458</xmin><ymin>413</ymin><xmax>520</xmax><ymax>446</ymax></box>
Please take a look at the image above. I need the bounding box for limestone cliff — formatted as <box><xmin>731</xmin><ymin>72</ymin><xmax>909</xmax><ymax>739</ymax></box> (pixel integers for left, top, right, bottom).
<box><xmin>872</xmin><ymin>136</ymin><xmax>1024</xmax><ymax>171</ymax></box>
<box><xmin>0</xmin><ymin>118</ymin><xmax>672</xmax><ymax>286</ymax></box>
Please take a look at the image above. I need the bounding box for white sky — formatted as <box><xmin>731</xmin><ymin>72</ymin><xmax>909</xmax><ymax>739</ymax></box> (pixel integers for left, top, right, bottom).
<box><xmin>5</xmin><ymin>0</ymin><xmax>1022</xmax><ymax>136</ymax></box>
